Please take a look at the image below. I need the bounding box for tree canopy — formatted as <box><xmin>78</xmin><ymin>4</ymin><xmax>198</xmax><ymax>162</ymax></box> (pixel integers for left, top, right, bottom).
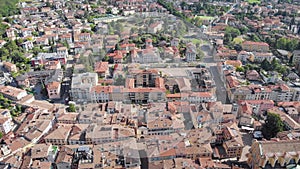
<box><xmin>0</xmin><ymin>0</ymin><xmax>19</xmax><ymax>17</ymax></box>
<box><xmin>260</xmin><ymin>58</ymin><xmax>288</xmax><ymax>75</ymax></box>
<box><xmin>262</xmin><ymin>112</ymin><xmax>284</xmax><ymax>140</ymax></box>
<box><xmin>276</xmin><ymin>37</ymin><xmax>299</xmax><ymax>51</ymax></box>
<box><xmin>68</xmin><ymin>104</ymin><xmax>76</xmax><ymax>112</ymax></box>
<box><xmin>224</xmin><ymin>26</ymin><xmax>241</xmax><ymax>46</ymax></box>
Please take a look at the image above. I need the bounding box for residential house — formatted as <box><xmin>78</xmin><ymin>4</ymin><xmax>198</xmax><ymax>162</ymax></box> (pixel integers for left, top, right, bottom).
<box><xmin>31</xmin><ymin>53</ymin><xmax>67</xmax><ymax>67</ymax></box>
<box><xmin>124</xmin><ymin>88</ymin><xmax>166</xmax><ymax>103</ymax></box>
<box><xmin>20</xmin><ymin>7</ymin><xmax>39</xmax><ymax>15</ymax></box>
<box><xmin>30</xmin><ymin>161</ymin><xmax>52</xmax><ymax>169</ymax></box>
<box><xmin>21</xmin><ymin>28</ymin><xmax>33</xmax><ymax>37</ymax></box>
<box><xmin>36</xmin><ymin>36</ymin><xmax>49</xmax><ymax>46</ymax></box>
<box><xmin>74</xmin><ymin>33</ymin><xmax>91</xmax><ymax>42</ymax></box>
<box><xmin>246</xmin><ymin>70</ymin><xmax>260</xmax><ymax>81</ymax></box>
<box><xmin>238</xmin><ymin>100</ymin><xmax>274</xmax><ymax>116</ymax></box>
<box><xmin>292</xmin><ymin>50</ymin><xmax>300</xmax><ymax>63</ymax></box>
<box><xmin>110</xmin><ymin>86</ymin><xmax>125</xmax><ymax>101</ymax></box>
<box><xmin>268</xmin><ymin>107</ymin><xmax>300</xmax><ymax>131</ymax></box>
<box><xmin>132</xmin><ymin>48</ymin><xmax>162</xmax><ymax>64</ymax></box>
<box><xmin>31</xmin><ymin>144</ymin><xmax>58</xmax><ymax>163</ymax></box>
<box><xmin>44</xmin><ymin>125</ymin><xmax>72</xmax><ymax>145</ymax></box>
<box><xmin>146</xmin><ymin>118</ymin><xmax>174</xmax><ymax>136</ymax></box>
<box><xmin>56</xmin><ymin>146</ymin><xmax>73</xmax><ymax>169</ymax></box>
<box><xmin>224</xmin><ymin>60</ymin><xmax>242</xmax><ymax>68</ymax></box>
<box><xmin>252</xmin><ymin>52</ymin><xmax>275</xmax><ymax>62</ymax></box>
<box><xmin>129</xmin><ymin>69</ymin><xmax>159</xmax><ymax>88</ymax></box>
<box><xmin>94</xmin><ymin>62</ymin><xmax>109</xmax><ymax>78</ymax></box>
<box><xmin>44</xmin><ymin>60</ymin><xmax>61</xmax><ymax>70</ymax></box>
<box><xmin>269</xmin><ymin>84</ymin><xmax>294</xmax><ymax>102</ymax></box>
<box><xmin>46</xmin><ymin>81</ymin><xmax>61</xmax><ymax>99</ymax></box>
<box><xmin>91</xmin><ymin>85</ymin><xmax>111</xmax><ymax>103</ymax></box>
<box><xmin>237</xmin><ymin>51</ymin><xmax>252</xmax><ymax>63</ymax></box>
<box><xmin>0</xmin><ymin>40</ymin><xmax>6</xmax><ymax>48</ymax></box>
<box><xmin>0</xmin><ymin>85</ymin><xmax>27</xmax><ymax>101</ymax></box>
<box><xmin>57</xmin><ymin>113</ymin><xmax>78</xmax><ymax>124</ymax></box>
<box><xmin>70</xmin><ymin>73</ymin><xmax>98</xmax><ymax>103</ymax></box>
<box><xmin>187</xmin><ymin>92</ymin><xmax>216</xmax><ymax>103</ymax></box>
<box><xmin>3</xmin><ymin>62</ymin><xmax>17</xmax><ymax>72</ymax></box>
<box><xmin>21</xmin><ymin>41</ymin><xmax>34</xmax><ymax>51</ymax></box>
<box><xmin>6</xmin><ymin>28</ymin><xmax>16</xmax><ymax>40</ymax></box>
<box><xmin>230</xmin><ymin>85</ymin><xmax>294</xmax><ymax>103</ymax></box>
<box><xmin>107</xmin><ymin>50</ymin><xmax>124</xmax><ymax>64</ymax></box>
<box><xmin>120</xmin><ymin>43</ymin><xmax>135</xmax><ymax>52</ymax></box>
<box><xmin>85</xmin><ymin>125</ymin><xmax>135</xmax><ymax>144</ymax></box>
<box><xmin>68</xmin><ymin>124</ymin><xmax>89</xmax><ymax>145</ymax></box>
<box><xmin>0</xmin><ymin>109</ymin><xmax>14</xmax><ymax>134</ymax></box>
<box><xmin>59</xmin><ymin>33</ymin><xmax>73</xmax><ymax>44</ymax></box>
<box><xmin>57</xmin><ymin>47</ymin><xmax>68</xmax><ymax>58</ymax></box>
<box><xmin>185</xmin><ymin>43</ymin><xmax>197</xmax><ymax>62</ymax></box>
<box><xmin>242</xmin><ymin>41</ymin><xmax>269</xmax><ymax>52</ymax></box>
<box><xmin>148</xmin><ymin>22</ymin><xmax>163</xmax><ymax>33</ymax></box>
<box><xmin>215</xmin><ymin>122</ymin><xmax>244</xmax><ymax>158</ymax></box>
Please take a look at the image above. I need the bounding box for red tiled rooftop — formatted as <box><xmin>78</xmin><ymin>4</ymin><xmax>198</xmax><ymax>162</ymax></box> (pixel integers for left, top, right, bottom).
<box><xmin>94</xmin><ymin>62</ymin><xmax>109</xmax><ymax>73</ymax></box>
<box><xmin>242</xmin><ymin>41</ymin><xmax>269</xmax><ymax>47</ymax></box>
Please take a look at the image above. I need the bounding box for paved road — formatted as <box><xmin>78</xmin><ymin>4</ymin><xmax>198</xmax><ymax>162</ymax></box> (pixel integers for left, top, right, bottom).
<box><xmin>210</xmin><ymin>66</ymin><xmax>229</xmax><ymax>104</ymax></box>
<box><xmin>201</xmin><ymin>44</ymin><xmax>230</xmax><ymax>104</ymax></box>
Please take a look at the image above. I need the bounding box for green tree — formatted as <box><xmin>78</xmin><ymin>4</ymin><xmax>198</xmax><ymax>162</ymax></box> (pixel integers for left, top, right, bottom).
<box><xmin>224</xmin><ymin>26</ymin><xmax>241</xmax><ymax>45</ymax></box>
<box><xmin>236</xmin><ymin>66</ymin><xmax>245</xmax><ymax>72</ymax></box>
<box><xmin>0</xmin><ymin>131</ymin><xmax>2</xmax><ymax>139</ymax></box>
<box><xmin>68</xmin><ymin>104</ymin><xmax>76</xmax><ymax>112</ymax></box>
<box><xmin>262</xmin><ymin>112</ymin><xmax>284</xmax><ymax>140</ymax></box>
<box><xmin>261</xmin><ymin>59</ymin><xmax>271</xmax><ymax>71</ymax></box>
<box><xmin>250</xmin><ymin>34</ymin><xmax>260</xmax><ymax>42</ymax></box>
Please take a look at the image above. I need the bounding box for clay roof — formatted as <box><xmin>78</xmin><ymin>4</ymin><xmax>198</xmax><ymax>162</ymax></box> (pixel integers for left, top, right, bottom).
<box><xmin>94</xmin><ymin>62</ymin><xmax>109</xmax><ymax>73</ymax></box>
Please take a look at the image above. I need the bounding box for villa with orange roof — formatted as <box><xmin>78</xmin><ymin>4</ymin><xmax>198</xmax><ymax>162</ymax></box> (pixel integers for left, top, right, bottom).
<box><xmin>94</xmin><ymin>62</ymin><xmax>109</xmax><ymax>77</ymax></box>
<box><xmin>46</xmin><ymin>81</ymin><xmax>61</xmax><ymax>99</ymax></box>
<box><xmin>242</xmin><ymin>41</ymin><xmax>269</xmax><ymax>52</ymax></box>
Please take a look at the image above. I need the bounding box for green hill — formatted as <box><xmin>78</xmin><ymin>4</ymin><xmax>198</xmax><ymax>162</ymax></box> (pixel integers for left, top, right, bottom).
<box><xmin>0</xmin><ymin>0</ymin><xmax>20</xmax><ymax>17</ymax></box>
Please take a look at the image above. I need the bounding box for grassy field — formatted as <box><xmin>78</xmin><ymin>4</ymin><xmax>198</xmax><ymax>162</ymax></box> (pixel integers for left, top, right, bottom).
<box><xmin>194</xmin><ymin>15</ymin><xmax>215</xmax><ymax>20</ymax></box>
<box><xmin>233</xmin><ymin>37</ymin><xmax>244</xmax><ymax>44</ymax></box>
<box><xmin>247</xmin><ymin>0</ymin><xmax>261</xmax><ymax>4</ymax></box>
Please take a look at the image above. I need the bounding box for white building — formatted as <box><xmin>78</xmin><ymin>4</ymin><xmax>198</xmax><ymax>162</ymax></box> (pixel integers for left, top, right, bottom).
<box><xmin>91</xmin><ymin>86</ymin><xmax>110</xmax><ymax>103</ymax></box>
<box><xmin>0</xmin><ymin>109</ymin><xmax>14</xmax><ymax>134</ymax></box>
<box><xmin>185</xmin><ymin>43</ymin><xmax>197</xmax><ymax>62</ymax></box>
<box><xmin>0</xmin><ymin>86</ymin><xmax>28</xmax><ymax>101</ymax></box>
<box><xmin>292</xmin><ymin>50</ymin><xmax>300</xmax><ymax>63</ymax></box>
<box><xmin>70</xmin><ymin>73</ymin><xmax>98</xmax><ymax>103</ymax></box>
<box><xmin>187</xmin><ymin>92</ymin><xmax>216</xmax><ymax>103</ymax></box>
